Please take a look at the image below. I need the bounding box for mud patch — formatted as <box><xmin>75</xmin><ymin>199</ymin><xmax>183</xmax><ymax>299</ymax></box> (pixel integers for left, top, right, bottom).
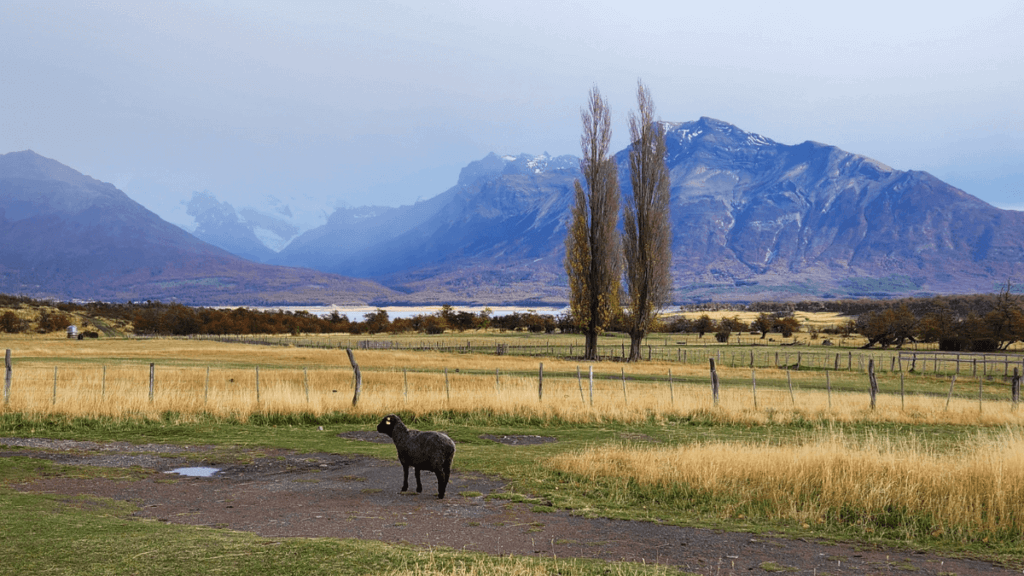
<box><xmin>336</xmin><ymin>431</ymin><xmax>393</xmax><ymax>444</ymax></box>
<box><xmin>618</xmin><ymin>433</ymin><xmax>661</xmax><ymax>443</ymax></box>
<box><xmin>480</xmin><ymin>434</ymin><xmax>558</xmax><ymax>445</ymax></box>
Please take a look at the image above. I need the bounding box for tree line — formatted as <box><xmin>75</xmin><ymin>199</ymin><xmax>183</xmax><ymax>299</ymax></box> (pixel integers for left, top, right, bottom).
<box><xmin>854</xmin><ymin>285</ymin><xmax>1024</xmax><ymax>351</ymax></box>
<box><xmin>2</xmin><ymin>290</ymin><xmax>1021</xmax><ymax>349</ymax></box>
<box><xmin>131</xmin><ymin>303</ymin><xmax>559</xmax><ymax>336</ymax></box>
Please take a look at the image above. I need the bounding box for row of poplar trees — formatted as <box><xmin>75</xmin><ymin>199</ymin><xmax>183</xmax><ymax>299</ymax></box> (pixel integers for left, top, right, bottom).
<box><xmin>565</xmin><ymin>81</ymin><xmax>672</xmax><ymax>362</ymax></box>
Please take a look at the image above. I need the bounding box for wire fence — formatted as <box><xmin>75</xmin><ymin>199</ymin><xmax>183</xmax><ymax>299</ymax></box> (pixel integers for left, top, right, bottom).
<box><xmin>176</xmin><ymin>333</ymin><xmax>1024</xmax><ymax>380</ymax></box>
<box><xmin>4</xmin><ymin>348</ymin><xmax>1021</xmax><ymax>421</ymax></box>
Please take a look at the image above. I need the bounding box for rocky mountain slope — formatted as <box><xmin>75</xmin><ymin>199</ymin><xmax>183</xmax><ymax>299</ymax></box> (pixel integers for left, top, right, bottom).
<box><xmin>645</xmin><ymin>117</ymin><xmax>1024</xmax><ymax>300</ymax></box>
<box><xmin>277</xmin><ymin>118</ymin><xmax>1024</xmax><ymax>303</ymax></box>
<box><xmin>184</xmin><ymin>191</ymin><xmax>281</xmax><ymax>263</ymax></box>
<box><xmin>0</xmin><ymin>151</ymin><xmax>394</xmax><ymax>305</ymax></box>
<box><xmin>275</xmin><ymin>152</ymin><xmax>580</xmax><ymax>303</ymax></box>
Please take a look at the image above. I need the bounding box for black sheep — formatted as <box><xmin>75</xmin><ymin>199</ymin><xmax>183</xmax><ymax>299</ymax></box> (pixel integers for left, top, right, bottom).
<box><xmin>376</xmin><ymin>414</ymin><xmax>455</xmax><ymax>499</ymax></box>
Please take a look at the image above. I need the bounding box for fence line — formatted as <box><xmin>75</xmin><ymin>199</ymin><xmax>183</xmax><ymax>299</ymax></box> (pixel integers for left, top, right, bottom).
<box><xmin>172</xmin><ymin>334</ymin><xmax>1024</xmax><ymax>381</ymax></box>
<box><xmin>2</xmin><ymin>348</ymin><xmax>1023</xmax><ymax>416</ymax></box>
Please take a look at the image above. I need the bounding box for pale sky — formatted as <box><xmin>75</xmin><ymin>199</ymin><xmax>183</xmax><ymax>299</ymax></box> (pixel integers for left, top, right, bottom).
<box><xmin>2</xmin><ymin>0</ymin><xmax>1022</xmax><ymax>231</ymax></box>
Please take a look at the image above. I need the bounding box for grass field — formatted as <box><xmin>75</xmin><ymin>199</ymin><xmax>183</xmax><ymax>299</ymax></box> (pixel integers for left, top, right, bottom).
<box><xmin>2</xmin><ymin>334</ymin><xmax>1021</xmax><ymax>426</ymax></box>
<box><xmin>2</xmin><ymin>331</ymin><xmax>1024</xmax><ymax>569</ymax></box>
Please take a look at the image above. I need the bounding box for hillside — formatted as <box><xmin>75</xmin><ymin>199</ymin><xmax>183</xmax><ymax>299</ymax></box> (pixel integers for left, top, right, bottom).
<box><xmin>0</xmin><ymin>151</ymin><xmax>396</xmax><ymax>305</ymax></box>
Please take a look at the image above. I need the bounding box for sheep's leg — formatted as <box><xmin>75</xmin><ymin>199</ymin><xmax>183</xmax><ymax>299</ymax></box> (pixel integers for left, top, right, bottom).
<box><xmin>435</xmin><ymin>469</ymin><xmax>447</xmax><ymax>499</ymax></box>
<box><xmin>414</xmin><ymin>468</ymin><xmax>423</xmax><ymax>493</ymax></box>
<box><xmin>401</xmin><ymin>464</ymin><xmax>410</xmax><ymax>493</ymax></box>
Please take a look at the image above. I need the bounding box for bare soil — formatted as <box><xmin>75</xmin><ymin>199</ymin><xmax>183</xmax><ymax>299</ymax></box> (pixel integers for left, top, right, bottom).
<box><xmin>2</xmin><ymin>436</ymin><xmax>1018</xmax><ymax>575</ymax></box>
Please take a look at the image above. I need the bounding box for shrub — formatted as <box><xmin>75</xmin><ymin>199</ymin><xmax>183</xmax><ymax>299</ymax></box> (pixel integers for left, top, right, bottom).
<box><xmin>37</xmin><ymin>311</ymin><xmax>71</xmax><ymax>333</ymax></box>
<box><xmin>0</xmin><ymin>310</ymin><xmax>23</xmax><ymax>333</ymax></box>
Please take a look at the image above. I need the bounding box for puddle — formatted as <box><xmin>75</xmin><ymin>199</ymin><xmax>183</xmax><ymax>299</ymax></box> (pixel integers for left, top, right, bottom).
<box><xmin>165</xmin><ymin>467</ymin><xmax>220</xmax><ymax>477</ymax></box>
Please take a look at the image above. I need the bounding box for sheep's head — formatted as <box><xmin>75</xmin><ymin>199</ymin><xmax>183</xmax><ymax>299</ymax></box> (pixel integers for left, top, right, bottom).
<box><xmin>376</xmin><ymin>414</ymin><xmax>401</xmax><ymax>436</ymax></box>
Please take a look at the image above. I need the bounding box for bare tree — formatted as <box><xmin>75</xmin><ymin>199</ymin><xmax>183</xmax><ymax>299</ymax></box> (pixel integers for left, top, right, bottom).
<box><xmin>622</xmin><ymin>81</ymin><xmax>672</xmax><ymax>361</ymax></box>
<box><xmin>985</xmin><ymin>280</ymin><xmax>1024</xmax><ymax>350</ymax></box>
<box><xmin>565</xmin><ymin>87</ymin><xmax>621</xmax><ymax>360</ymax></box>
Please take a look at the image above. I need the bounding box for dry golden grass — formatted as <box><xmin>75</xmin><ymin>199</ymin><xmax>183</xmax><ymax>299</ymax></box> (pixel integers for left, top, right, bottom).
<box><xmin>4</xmin><ymin>349</ymin><xmax>1023</xmax><ymax>426</ymax></box>
<box><xmin>1</xmin><ymin>335</ymin><xmax>1020</xmax><ymax>424</ymax></box>
<box><xmin>668</xmin><ymin>310</ymin><xmax>853</xmax><ymax>330</ymax></box>
<box><xmin>548</xmin><ymin>427</ymin><xmax>1024</xmax><ymax>540</ymax></box>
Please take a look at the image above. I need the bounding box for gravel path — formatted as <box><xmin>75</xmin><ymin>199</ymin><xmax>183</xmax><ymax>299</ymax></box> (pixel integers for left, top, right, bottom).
<box><xmin>2</xmin><ymin>436</ymin><xmax>1019</xmax><ymax>575</ymax></box>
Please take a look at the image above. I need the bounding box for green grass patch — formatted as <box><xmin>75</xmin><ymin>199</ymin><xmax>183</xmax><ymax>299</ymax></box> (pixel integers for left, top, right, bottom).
<box><xmin>0</xmin><ymin>490</ymin><xmax>683</xmax><ymax>575</ymax></box>
<box><xmin>760</xmin><ymin>561</ymin><xmax>798</xmax><ymax>572</ymax></box>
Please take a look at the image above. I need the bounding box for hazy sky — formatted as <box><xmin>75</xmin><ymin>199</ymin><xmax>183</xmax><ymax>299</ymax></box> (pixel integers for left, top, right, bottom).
<box><xmin>2</xmin><ymin>0</ymin><xmax>1022</xmax><ymax>231</ymax></box>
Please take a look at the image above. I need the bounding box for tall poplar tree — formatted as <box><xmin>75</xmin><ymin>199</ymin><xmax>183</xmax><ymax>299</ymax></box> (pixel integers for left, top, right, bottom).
<box><xmin>623</xmin><ymin>81</ymin><xmax>672</xmax><ymax>362</ymax></box>
<box><xmin>565</xmin><ymin>87</ymin><xmax>620</xmax><ymax>360</ymax></box>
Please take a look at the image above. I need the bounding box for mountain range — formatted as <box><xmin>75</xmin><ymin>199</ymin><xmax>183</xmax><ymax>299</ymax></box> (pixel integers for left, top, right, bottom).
<box><xmin>268</xmin><ymin>118</ymin><xmax>1023</xmax><ymax>302</ymax></box>
<box><xmin>4</xmin><ymin>117</ymin><xmax>1022</xmax><ymax>305</ymax></box>
<box><xmin>0</xmin><ymin>150</ymin><xmax>394</xmax><ymax>305</ymax></box>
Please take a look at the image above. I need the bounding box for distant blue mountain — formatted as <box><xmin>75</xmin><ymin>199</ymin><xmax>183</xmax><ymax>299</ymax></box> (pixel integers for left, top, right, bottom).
<box><xmin>0</xmin><ymin>150</ymin><xmax>394</xmax><ymax>305</ymax></box>
<box><xmin>185</xmin><ymin>191</ymin><xmax>279</xmax><ymax>263</ymax></box>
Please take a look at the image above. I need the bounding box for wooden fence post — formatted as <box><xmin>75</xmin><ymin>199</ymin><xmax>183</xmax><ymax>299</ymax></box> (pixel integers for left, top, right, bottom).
<box><xmin>751</xmin><ymin>369</ymin><xmax>758</xmax><ymax>410</ymax></box>
<box><xmin>588</xmin><ymin>366</ymin><xmax>594</xmax><ymax>406</ymax></box>
<box><xmin>978</xmin><ymin>375</ymin><xmax>983</xmax><ymax>413</ymax></box>
<box><xmin>206</xmin><ymin>367</ymin><xmax>211</xmax><ymax>404</ymax></box>
<box><xmin>52</xmin><ymin>367</ymin><xmax>58</xmax><ymax>406</ymax></box>
<box><xmin>667</xmin><ymin>366</ymin><xmax>675</xmax><ymax>403</ymax></box>
<box><xmin>403</xmin><ymin>368</ymin><xmax>409</xmax><ymax>399</ymax></box>
<box><xmin>255</xmin><ymin>366</ymin><xmax>260</xmax><ymax>404</ymax></box>
<box><xmin>102</xmin><ymin>365</ymin><xmax>106</xmax><ymax>400</ymax></box>
<box><xmin>898</xmin><ymin>357</ymin><xmax>905</xmax><ymax>410</ymax></box>
<box><xmin>709</xmin><ymin>358</ymin><xmax>720</xmax><ymax>407</ymax></box>
<box><xmin>346</xmin><ymin>349</ymin><xmax>362</xmax><ymax>406</ymax></box>
<box><xmin>576</xmin><ymin>366</ymin><xmax>585</xmax><ymax>404</ymax></box>
<box><xmin>945</xmin><ymin>374</ymin><xmax>957</xmax><ymax>411</ymax></box>
<box><xmin>149</xmin><ymin>363</ymin><xmax>155</xmax><ymax>404</ymax></box>
<box><xmin>443</xmin><ymin>367</ymin><xmax>450</xmax><ymax>402</ymax></box>
<box><xmin>868</xmin><ymin>359</ymin><xmax>877</xmax><ymax>410</ymax></box>
<box><xmin>621</xmin><ymin>368</ymin><xmax>627</xmax><ymax>405</ymax></box>
<box><xmin>786</xmin><ymin>369</ymin><xmax>795</xmax><ymax>405</ymax></box>
<box><xmin>3</xmin><ymin>348</ymin><xmax>10</xmax><ymax>405</ymax></box>
<box><xmin>1012</xmin><ymin>367</ymin><xmax>1020</xmax><ymax>410</ymax></box>
<box><xmin>538</xmin><ymin>363</ymin><xmax>544</xmax><ymax>401</ymax></box>
<box><xmin>494</xmin><ymin>368</ymin><xmax>499</xmax><ymax>393</ymax></box>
